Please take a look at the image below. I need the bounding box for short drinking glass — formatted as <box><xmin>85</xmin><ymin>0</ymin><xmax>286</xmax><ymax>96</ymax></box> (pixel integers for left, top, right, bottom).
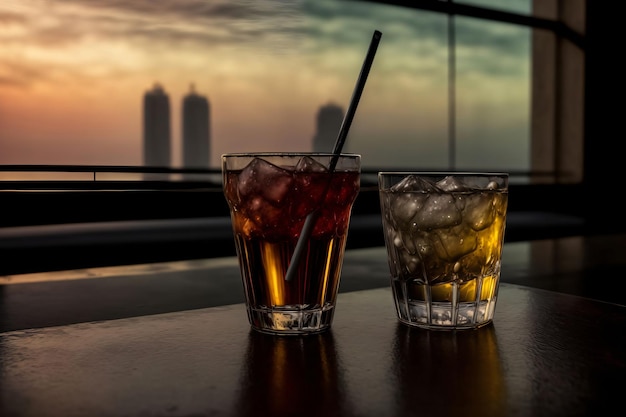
<box><xmin>378</xmin><ymin>172</ymin><xmax>508</xmax><ymax>330</ymax></box>
<box><xmin>222</xmin><ymin>153</ymin><xmax>361</xmax><ymax>335</ymax></box>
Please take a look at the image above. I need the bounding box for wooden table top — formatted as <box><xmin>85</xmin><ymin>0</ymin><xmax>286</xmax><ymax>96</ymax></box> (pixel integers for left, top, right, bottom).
<box><xmin>1</xmin><ymin>282</ymin><xmax>624</xmax><ymax>417</ymax></box>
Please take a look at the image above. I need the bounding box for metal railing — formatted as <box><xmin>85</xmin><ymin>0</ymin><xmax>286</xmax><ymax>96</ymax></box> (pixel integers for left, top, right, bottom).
<box><xmin>0</xmin><ymin>165</ymin><xmax>558</xmax><ymax>190</ymax></box>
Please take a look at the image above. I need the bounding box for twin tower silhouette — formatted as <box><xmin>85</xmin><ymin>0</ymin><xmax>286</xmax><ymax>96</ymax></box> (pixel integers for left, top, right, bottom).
<box><xmin>143</xmin><ymin>83</ymin><xmax>345</xmax><ymax>169</ymax></box>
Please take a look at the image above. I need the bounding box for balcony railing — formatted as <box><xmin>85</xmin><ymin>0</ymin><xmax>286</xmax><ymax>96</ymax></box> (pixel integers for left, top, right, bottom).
<box><xmin>0</xmin><ymin>165</ymin><xmax>555</xmax><ymax>190</ymax></box>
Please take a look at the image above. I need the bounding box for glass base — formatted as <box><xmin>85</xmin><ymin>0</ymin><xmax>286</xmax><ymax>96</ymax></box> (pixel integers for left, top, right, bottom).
<box><xmin>395</xmin><ymin>298</ymin><xmax>498</xmax><ymax>330</ymax></box>
<box><xmin>247</xmin><ymin>304</ymin><xmax>335</xmax><ymax>336</ymax></box>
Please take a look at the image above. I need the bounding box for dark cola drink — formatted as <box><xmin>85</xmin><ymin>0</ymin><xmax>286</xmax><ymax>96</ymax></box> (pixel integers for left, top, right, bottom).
<box><xmin>223</xmin><ymin>153</ymin><xmax>360</xmax><ymax>335</ymax></box>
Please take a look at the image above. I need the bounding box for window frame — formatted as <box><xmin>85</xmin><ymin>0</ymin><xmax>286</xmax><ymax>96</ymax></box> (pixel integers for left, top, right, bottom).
<box><xmin>358</xmin><ymin>0</ymin><xmax>586</xmax><ymax>184</ymax></box>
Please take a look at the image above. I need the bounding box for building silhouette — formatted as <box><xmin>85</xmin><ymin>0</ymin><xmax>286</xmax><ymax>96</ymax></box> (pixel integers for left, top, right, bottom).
<box><xmin>312</xmin><ymin>102</ymin><xmax>344</xmax><ymax>152</ymax></box>
<box><xmin>142</xmin><ymin>83</ymin><xmax>171</xmax><ymax>170</ymax></box>
<box><xmin>182</xmin><ymin>84</ymin><xmax>210</xmax><ymax>169</ymax></box>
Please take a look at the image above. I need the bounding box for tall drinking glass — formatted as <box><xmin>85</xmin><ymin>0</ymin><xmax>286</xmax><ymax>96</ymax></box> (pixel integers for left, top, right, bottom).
<box><xmin>222</xmin><ymin>153</ymin><xmax>361</xmax><ymax>335</ymax></box>
<box><xmin>378</xmin><ymin>172</ymin><xmax>508</xmax><ymax>330</ymax></box>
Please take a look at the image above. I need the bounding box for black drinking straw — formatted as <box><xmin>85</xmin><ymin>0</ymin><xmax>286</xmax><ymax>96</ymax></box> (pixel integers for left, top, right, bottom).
<box><xmin>285</xmin><ymin>29</ymin><xmax>382</xmax><ymax>282</ymax></box>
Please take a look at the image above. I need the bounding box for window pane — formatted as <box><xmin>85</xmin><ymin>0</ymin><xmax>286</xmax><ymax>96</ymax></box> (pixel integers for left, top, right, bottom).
<box><xmin>454</xmin><ymin>0</ymin><xmax>532</xmax><ymax>15</ymax></box>
<box><xmin>454</xmin><ymin>16</ymin><xmax>531</xmax><ymax>173</ymax></box>
<box><xmin>1</xmin><ymin>0</ymin><xmax>532</xmax><ymax>174</ymax></box>
<box><xmin>343</xmin><ymin>6</ymin><xmax>449</xmax><ymax>170</ymax></box>
<box><xmin>0</xmin><ymin>0</ymin><xmax>449</xmax><ymax>171</ymax></box>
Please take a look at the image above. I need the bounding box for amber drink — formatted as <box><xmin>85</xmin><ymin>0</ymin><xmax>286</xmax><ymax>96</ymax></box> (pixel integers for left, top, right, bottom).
<box><xmin>378</xmin><ymin>172</ymin><xmax>508</xmax><ymax>330</ymax></box>
<box><xmin>222</xmin><ymin>153</ymin><xmax>360</xmax><ymax>335</ymax></box>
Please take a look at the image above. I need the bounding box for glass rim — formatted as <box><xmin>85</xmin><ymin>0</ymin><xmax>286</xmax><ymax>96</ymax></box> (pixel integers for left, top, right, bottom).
<box><xmin>221</xmin><ymin>152</ymin><xmax>361</xmax><ymax>159</ymax></box>
<box><xmin>378</xmin><ymin>171</ymin><xmax>508</xmax><ymax>177</ymax></box>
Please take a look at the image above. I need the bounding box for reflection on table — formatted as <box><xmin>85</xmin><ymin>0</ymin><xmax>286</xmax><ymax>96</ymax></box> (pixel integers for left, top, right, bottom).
<box><xmin>1</xmin><ymin>282</ymin><xmax>624</xmax><ymax>417</ymax></box>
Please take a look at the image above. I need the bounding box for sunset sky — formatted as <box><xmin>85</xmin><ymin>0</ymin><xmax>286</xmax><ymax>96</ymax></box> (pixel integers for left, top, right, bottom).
<box><xmin>0</xmin><ymin>0</ymin><xmax>531</xmax><ymax>170</ymax></box>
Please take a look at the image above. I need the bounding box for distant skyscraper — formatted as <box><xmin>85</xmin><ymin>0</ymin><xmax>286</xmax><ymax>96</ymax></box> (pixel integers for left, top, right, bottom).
<box><xmin>143</xmin><ymin>83</ymin><xmax>171</xmax><ymax>168</ymax></box>
<box><xmin>182</xmin><ymin>84</ymin><xmax>210</xmax><ymax>169</ymax></box>
<box><xmin>312</xmin><ymin>102</ymin><xmax>344</xmax><ymax>152</ymax></box>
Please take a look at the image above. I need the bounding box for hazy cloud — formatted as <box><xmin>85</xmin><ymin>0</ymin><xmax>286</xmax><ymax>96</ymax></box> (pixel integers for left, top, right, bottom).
<box><xmin>0</xmin><ymin>0</ymin><xmax>528</xmax><ymax>81</ymax></box>
<box><xmin>0</xmin><ymin>10</ymin><xmax>27</xmax><ymax>24</ymax></box>
<box><xmin>56</xmin><ymin>0</ymin><xmax>307</xmax><ymax>48</ymax></box>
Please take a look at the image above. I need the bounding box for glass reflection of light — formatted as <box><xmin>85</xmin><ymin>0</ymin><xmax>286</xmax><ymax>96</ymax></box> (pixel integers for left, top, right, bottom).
<box><xmin>391</xmin><ymin>324</ymin><xmax>507</xmax><ymax>417</ymax></box>
<box><xmin>235</xmin><ymin>331</ymin><xmax>349</xmax><ymax>416</ymax></box>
